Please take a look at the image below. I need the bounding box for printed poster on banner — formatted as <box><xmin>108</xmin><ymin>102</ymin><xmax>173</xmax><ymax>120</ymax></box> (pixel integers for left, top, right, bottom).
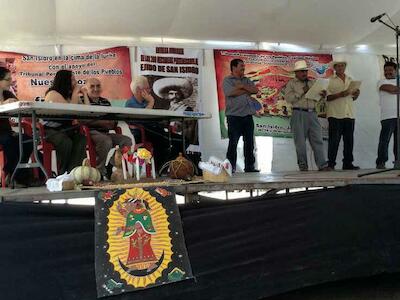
<box><xmin>0</xmin><ymin>47</ymin><xmax>132</xmax><ymax>101</ymax></box>
<box><xmin>137</xmin><ymin>47</ymin><xmax>202</xmax><ymax>112</ymax></box>
<box><xmin>214</xmin><ymin>49</ymin><xmax>333</xmax><ymax>138</ymax></box>
<box><xmin>95</xmin><ymin>187</ymin><xmax>193</xmax><ymax>298</ymax></box>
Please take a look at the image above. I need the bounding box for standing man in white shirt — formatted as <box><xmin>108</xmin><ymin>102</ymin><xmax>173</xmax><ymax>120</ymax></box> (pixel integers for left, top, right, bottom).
<box><xmin>376</xmin><ymin>61</ymin><xmax>400</xmax><ymax>169</ymax></box>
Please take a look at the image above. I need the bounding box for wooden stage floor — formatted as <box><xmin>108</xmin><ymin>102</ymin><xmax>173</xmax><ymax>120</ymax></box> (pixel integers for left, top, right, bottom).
<box><xmin>1</xmin><ymin>169</ymin><xmax>400</xmax><ymax>203</ymax></box>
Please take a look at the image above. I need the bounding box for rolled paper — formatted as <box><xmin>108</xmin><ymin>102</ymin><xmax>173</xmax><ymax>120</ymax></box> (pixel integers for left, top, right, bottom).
<box><xmin>135</xmin><ymin>158</ymin><xmax>140</xmax><ymax>181</ymax></box>
<box><xmin>121</xmin><ymin>156</ymin><xmax>127</xmax><ymax>180</ymax></box>
<box><xmin>151</xmin><ymin>157</ymin><xmax>156</xmax><ymax>179</ymax></box>
<box><xmin>127</xmin><ymin>161</ymin><xmax>133</xmax><ymax>177</ymax></box>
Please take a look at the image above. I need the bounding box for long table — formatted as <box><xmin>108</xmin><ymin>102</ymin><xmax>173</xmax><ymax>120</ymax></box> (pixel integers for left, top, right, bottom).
<box><xmin>0</xmin><ymin>101</ymin><xmax>211</xmax><ymax>185</ymax></box>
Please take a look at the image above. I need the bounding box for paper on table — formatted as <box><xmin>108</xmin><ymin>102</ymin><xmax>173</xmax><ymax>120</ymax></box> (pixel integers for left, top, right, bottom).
<box><xmin>347</xmin><ymin>80</ymin><xmax>361</xmax><ymax>93</ymax></box>
<box><xmin>46</xmin><ymin>172</ymin><xmax>75</xmax><ymax>192</ymax></box>
<box><xmin>305</xmin><ymin>79</ymin><xmax>329</xmax><ymax>101</ymax></box>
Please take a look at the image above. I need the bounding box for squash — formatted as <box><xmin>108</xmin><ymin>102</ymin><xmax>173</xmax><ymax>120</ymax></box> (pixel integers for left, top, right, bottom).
<box><xmin>71</xmin><ymin>158</ymin><xmax>101</xmax><ymax>184</ymax></box>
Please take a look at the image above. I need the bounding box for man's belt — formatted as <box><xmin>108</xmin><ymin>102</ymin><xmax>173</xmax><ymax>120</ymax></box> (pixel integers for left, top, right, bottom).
<box><xmin>292</xmin><ymin>107</ymin><xmax>316</xmax><ymax>112</ymax></box>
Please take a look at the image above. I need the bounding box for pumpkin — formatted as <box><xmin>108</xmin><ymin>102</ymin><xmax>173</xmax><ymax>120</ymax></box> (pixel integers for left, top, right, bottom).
<box><xmin>71</xmin><ymin>158</ymin><xmax>101</xmax><ymax>184</ymax></box>
<box><xmin>169</xmin><ymin>153</ymin><xmax>194</xmax><ymax>181</ymax></box>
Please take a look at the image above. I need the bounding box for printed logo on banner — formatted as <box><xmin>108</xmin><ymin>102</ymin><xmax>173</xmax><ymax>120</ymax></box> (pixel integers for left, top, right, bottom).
<box><xmin>214</xmin><ymin>49</ymin><xmax>333</xmax><ymax>138</ymax></box>
<box><xmin>95</xmin><ymin>187</ymin><xmax>193</xmax><ymax>298</ymax></box>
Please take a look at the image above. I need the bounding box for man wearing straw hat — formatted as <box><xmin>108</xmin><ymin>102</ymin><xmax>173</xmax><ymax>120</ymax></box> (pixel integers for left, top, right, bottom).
<box><xmin>284</xmin><ymin>60</ymin><xmax>330</xmax><ymax>171</ymax></box>
<box><xmin>326</xmin><ymin>60</ymin><xmax>360</xmax><ymax>170</ymax></box>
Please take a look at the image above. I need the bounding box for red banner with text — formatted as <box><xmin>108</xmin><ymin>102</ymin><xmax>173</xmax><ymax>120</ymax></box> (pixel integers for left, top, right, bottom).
<box><xmin>0</xmin><ymin>46</ymin><xmax>132</xmax><ymax>100</ymax></box>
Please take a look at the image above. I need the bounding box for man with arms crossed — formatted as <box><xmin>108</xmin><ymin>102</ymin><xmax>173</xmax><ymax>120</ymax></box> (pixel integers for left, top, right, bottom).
<box><xmin>223</xmin><ymin>59</ymin><xmax>260</xmax><ymax>173</ymax></box>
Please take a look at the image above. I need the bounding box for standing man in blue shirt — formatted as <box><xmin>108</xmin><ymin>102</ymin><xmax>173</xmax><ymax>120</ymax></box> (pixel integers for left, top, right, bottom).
<box><xmin>223</xmin><ymin>59</ymin><xmax>260</xmax><ymax>173</ymax></box>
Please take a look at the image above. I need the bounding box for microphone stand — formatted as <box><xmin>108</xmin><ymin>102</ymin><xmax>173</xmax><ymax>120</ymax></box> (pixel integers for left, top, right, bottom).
<box><xmin>358</xmin><ymin>17</ymin><xmax>400</xmax><ymax>177</ymax></box>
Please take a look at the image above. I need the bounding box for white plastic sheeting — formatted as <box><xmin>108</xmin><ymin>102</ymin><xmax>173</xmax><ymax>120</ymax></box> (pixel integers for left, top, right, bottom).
<box><xmin>1</xmin><ymin>0</ymin><xmax>400</xmax><ymax>52</ymax></box>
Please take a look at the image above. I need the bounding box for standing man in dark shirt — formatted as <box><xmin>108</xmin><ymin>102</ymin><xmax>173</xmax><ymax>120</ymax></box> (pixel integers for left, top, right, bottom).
<box><xmin>85</xmin><ymin>78</ymin><xmax>132</xmax><ymax>179</ymax></box>
<box><xmin>223</xmin><ymin>59</ymin><xmax>260</xmax><ymax>173</ymax></box>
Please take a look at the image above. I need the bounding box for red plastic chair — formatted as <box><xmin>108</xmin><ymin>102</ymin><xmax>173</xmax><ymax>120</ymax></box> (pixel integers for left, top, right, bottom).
<box><xmin>128</xmin><ymin>124</ymin><xmax>154</xmax><ymax>153</ymax></box>
<box><xmin>80</xmin><ymin>124</ymin><xmax>124</xmax><ymax>168</ymax></box>
<box><xmin>128</xmin><ymin>124</ymin><xmax>154</xmax><ymax>177</ymax></box>
<box><xmin>0</xmin><ymin>120</ymin><xmax>31</xmax><ymax>187</ymax></box>
<box><xmin>0</xmin><ymin>145</ymin><xmax>6</xmax><ymax>189</ymax></box>
<box><xmin>21</xmin><ymin>119</ymin><xmax>57</xmax><ymax>177</ymax></box>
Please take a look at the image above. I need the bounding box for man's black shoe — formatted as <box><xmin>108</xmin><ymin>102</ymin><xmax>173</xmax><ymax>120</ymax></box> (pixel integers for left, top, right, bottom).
<box><xmin>342</xmin><ymin>164</ymin><xmax>360</xmax><ymax>170</ymax></box>
<box><xmin>244</xmin><ymin>168</ymin><xmax>260</xmax><ymax>173</ymax></box>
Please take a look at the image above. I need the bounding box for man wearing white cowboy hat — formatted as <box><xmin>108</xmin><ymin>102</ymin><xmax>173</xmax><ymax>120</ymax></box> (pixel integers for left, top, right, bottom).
<box><xmin>284</xmin><ymin>60</ymin><xmax>330</xmax><ymax>171</ymax></box>
<box><xmin>326</xmin><ymin>59</ymin><xmax>360</xmax><ymax>170</ymax></box>
<box><xmin>152</xmin><ymin>77</ymin><xmax>193</xmax><ymax>111</ymax></box>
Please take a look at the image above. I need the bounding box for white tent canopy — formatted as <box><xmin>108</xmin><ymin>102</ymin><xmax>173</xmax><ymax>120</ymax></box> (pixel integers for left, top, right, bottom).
<box><xmin>2</xmin><ymin>0</ymin><xmax>400</xmax><ymax>54</ymax></box>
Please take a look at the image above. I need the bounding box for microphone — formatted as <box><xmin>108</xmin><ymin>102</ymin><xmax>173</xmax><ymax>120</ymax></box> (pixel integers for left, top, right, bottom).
<box><xmin>370</xmin><ymin>13</ymin><xmax>386</xmax><ymax>23</ymax></box>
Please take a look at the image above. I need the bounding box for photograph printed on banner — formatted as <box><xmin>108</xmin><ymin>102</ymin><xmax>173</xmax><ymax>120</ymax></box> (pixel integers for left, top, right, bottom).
<box><xmin>0</xmin><ymin>57</ymin><xmax>17</xmax><ymax>95</ymax></box>
<box><xmin>144</xmin><ymin>75</ymin><xmax>199</xmax><ymax>112</ymax></box>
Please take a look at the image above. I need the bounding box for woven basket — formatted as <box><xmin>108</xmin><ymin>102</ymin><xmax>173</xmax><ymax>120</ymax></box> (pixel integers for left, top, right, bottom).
<box><xmin>203</xmin><ymin>169</ymin><xmax>229</xmax><ymax>182</ymax></box>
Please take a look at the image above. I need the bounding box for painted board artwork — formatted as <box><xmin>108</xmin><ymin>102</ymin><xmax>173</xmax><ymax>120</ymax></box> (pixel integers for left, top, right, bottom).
<box><xmin>95</xmin><ymin>187</ymin><xmax>193</xmax><ymax>298</ymax></box>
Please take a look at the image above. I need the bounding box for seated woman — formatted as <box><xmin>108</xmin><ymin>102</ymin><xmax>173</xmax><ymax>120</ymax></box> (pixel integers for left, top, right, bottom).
<box><xmin>0</xmin><ymin>67</ymin><xmax>36</xmax><ymax>186</ymax></box>
<box><xmin>44</xmin><ymin>70</ymin><xmax>88</xmax><ymax>174</ymax></box>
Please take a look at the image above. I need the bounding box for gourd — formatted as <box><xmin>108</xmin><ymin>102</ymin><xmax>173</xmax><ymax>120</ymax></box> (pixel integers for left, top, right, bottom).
<box><xmin>71</xmin><ymin>158</ymin><xmax>101</xmax><ymax>184</ymax></box>
<box><xmin>168</xmin><ymin>153</ymin><xmax>194</xmax><ymax>180</ymax></box>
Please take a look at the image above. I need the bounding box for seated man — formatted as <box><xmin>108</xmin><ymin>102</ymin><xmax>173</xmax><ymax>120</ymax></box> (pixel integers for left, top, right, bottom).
<box><xmin>85</xmin><ymin>78</ymin><xmax>132</xmax><ymax>179</ymax></box>
<box><xmin>125</xmin><ymin>76</ymin><xmax>181</xmax><ymax>171</ymax></box>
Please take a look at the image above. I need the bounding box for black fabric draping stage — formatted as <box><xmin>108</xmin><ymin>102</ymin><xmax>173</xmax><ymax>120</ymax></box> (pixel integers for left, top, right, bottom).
<box><xmin>2</xmin><ymin>184</ymin><xmax>400</xmax><ymax>300</ymax></box>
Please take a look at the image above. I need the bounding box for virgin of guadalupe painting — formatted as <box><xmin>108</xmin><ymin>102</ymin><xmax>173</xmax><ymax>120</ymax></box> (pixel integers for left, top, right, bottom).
<box><xmin>95</xmin><ymin>187</ymin><xmax>192</xmax><ymax>298</ymax></box>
